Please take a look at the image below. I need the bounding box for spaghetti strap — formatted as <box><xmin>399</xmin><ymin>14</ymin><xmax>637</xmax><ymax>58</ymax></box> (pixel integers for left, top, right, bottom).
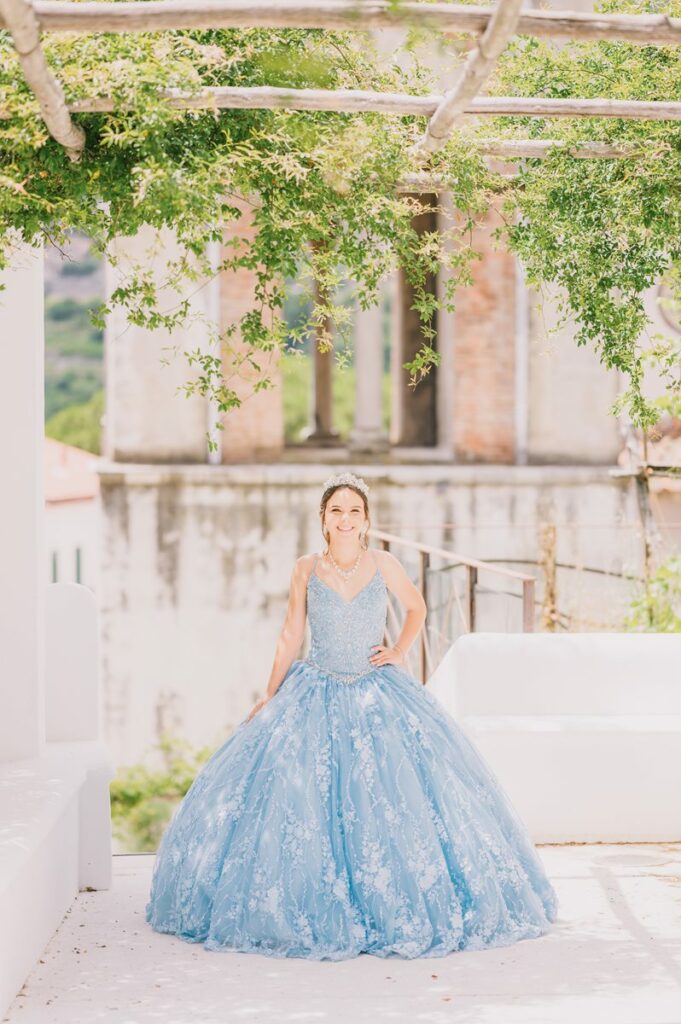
<box><xmin>308</xmin><ymin>551</ymin><xmax>319</xmax><ymax>583</ymax></box>
<box><xmin>369</xmin><ymin>546</ymin><xmax>384</xmax><ymax>581</ymax></box>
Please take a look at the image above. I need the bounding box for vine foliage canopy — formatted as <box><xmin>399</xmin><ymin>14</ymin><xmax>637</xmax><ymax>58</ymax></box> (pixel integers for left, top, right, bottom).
<box><xmin>0</xmin><ymin>0</ymin><xmax>679</xmax><ymax>436</ymax></box>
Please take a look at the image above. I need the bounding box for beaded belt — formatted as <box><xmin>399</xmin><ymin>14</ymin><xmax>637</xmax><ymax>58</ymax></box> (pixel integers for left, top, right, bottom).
<box><xmin>304</xmin><ymin>657</ymin><xmax>376</xmax><ymax>684</ymax></box>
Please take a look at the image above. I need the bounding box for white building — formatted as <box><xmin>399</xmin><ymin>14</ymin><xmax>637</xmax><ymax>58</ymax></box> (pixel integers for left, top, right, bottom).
<box><xmin>45</xmin><ymin>438</ymin><xmax>100</xmax><ymax>592</ymax></box>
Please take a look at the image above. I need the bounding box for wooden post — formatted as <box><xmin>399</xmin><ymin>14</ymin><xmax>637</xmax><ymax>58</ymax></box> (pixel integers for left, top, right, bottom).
<box><xmin>466</xmin><ymin>564</ymin><xmax>478</xmax><ymax>632</ymax></box>
<box><xmin>539</xmin><ymin>523</ymin><xmax>558</xmax><ymax>631</ymax></box>
<box><xmin>379</xmin><ymin>536</ymin><xmax>390</xmax><ymax>650</ymax></box>
<box><xmin>522</xmin><ymin>578</ymin><xmax>535</xmax><ymax>632</ymax></box>
<box><xmin>419</xmin><ymin>550</ymin><xmax>430</xmax><ymax>683</ymax></box>
<box><xmin>635</xmin><ymin>434</ymin><xmax>656</xmax><ymax>627</ymax></box>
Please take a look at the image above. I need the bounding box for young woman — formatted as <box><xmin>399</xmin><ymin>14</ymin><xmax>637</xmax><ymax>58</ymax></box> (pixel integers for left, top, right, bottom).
<box><xmin>146</xmin><ymin>471</ymin><xmax>558</xmax><ymax>959</ymax></box>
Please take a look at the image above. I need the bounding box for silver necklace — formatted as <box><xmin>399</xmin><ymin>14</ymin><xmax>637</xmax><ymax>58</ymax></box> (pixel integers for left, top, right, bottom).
<box><xmin>326</xmin><ymin>548</ymin><xmax>362</xmax><ymax>581</ymax></box>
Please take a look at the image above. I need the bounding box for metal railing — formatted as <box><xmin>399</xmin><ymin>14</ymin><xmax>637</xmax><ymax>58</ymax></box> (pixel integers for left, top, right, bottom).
<box><xmin>369</xmin><ymin>528</ymin><xmax>536</xmax><ymax>684</ymax></box>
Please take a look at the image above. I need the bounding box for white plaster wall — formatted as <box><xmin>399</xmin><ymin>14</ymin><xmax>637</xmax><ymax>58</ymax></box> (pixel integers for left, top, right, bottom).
<box><xmin>104</xmin><ymin>225</ymin><xmax>211</xmax><ymax>463</ymax></box>
<box><xmin>0</xmin><ymin>239</ymin><xmax>46</xmax><ymax>761</ymax></box>
<box><xmin>98</xmin><ymin>463</ymin><xmax>646</xmax><ymax>769</ymax></box>
<box><xmin>526</xmin><ymin>284</ymin><xmax>624</xmax><ymax>464</ymax></box>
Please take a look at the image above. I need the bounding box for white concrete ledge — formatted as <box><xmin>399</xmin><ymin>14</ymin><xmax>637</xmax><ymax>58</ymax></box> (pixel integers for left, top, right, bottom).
<box><xmin>0</xmin><ymin>741</ymin><xmax>114</xmax><ymax>1017</ymax></box>
<box><xmin>95</xmin><ymin>459</ymin><xmax>624</xmax><ymax>487</ymax></box>
<box><xmin>467</xmin><ymin>717</ymin><xmax>681</xmax><ymax>843</ymax></box>
<box><xmin>467</xmin><ymin>714</ymin><xmax>681</xmax><ymax>732</ymax></box>
<box><xmin>1</xmin><ymin>584</ymin><xmax>115</xmax><ymax>1018</ymax></box>
<box><xmin>427</xmin><ymin>632</ymin><xmax>681</xmax><ymax>843</ymax></box>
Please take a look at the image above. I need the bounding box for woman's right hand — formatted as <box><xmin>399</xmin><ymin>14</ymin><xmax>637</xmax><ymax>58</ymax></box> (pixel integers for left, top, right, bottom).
<box><xmin>247</xmin><ymin>695</ymin><xmax>271</xmax><ymax>722</ymax></box>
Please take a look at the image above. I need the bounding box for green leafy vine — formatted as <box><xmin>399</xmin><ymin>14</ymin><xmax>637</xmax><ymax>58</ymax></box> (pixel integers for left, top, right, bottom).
<box><xmin>0</xmin><ymin>1</ymin><xmax>679</xmax><ymax>438</ymax></box>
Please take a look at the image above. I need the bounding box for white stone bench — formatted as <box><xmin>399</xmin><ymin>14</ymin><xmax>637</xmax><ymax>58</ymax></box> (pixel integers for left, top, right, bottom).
<box><xmin>0</xmin><ymin>585</ymin><xmax>114</xmax><ymax>1016</ymax></box>
<box><xmin>426</xmin><ymin>632</ymin><xmax>681</xmax><ymax>843</ymax></box>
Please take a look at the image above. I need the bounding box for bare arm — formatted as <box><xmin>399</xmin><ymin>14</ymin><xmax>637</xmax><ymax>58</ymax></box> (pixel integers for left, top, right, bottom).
<box><xmin>369</xmin><ymin>550</ymin><xmax>427</xmax><ymax>667</ymax></box>
<box><xmin>265</xmin><ymin>556</ymin><xmax>309</xmax><ymax>698</ymax></box>
<box><xmin>247</xmin><ymin>557</ymin><xmax>309</xmax><ymax>723</ymax></box>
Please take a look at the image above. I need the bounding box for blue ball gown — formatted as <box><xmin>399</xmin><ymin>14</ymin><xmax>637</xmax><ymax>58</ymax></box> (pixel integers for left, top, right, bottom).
<box><xmin>145</xmin><ymin>552</ymin><xmax>558</xmax><ymax>960</ymax></box>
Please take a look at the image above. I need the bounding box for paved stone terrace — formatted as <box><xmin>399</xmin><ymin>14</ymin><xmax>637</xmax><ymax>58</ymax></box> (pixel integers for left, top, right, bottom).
<box><xmin>5</xmin><ymin>844</ymin><xmax>681</xmax><ymax>1024</ymax></box>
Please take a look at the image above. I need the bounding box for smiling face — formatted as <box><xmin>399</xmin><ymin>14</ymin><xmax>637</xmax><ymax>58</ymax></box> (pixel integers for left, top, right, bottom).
<box><xmin>321</xmin><ymin>486</ymin><xmax>369</xmax><ymax>544</ymax></box>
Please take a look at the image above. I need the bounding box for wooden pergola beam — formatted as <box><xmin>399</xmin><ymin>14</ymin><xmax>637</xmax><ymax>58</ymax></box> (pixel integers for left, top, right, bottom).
<box><xmin>0</xmin><ymin>0</ymin><xmax>85</xmax><ymax>160</ymax></box>
<box><xmin>60</xmin><ymin>86</ymin><xmax>681</xmax><ymax>123</ymax></box>
<box><xmin>476</xmin><ymin>139</ymin><xmax>644</xmax><ymax>158</ymax></box>
<box><xmin>9</xmin><ymin>0</ymin><xmax>681</xmax><ymax>48</ymax></box>
<box><xmin>465</xmin><ymin>96</ymin><xmax>681</xmax><ymax>121</ymax></box>
<box><xmin>0</xmin><ymin>1</ymin><xmax>676</xmax><ymax>162</ymax></box>
<box><xmin>414</xmin><ymin>0</ymin><xmax>524</xmax><ymax>158</ymax></box>
<box><xmin>397</xmin><ymin>138</ymin><xmax>646</xmax><ymax>182</ymax></box>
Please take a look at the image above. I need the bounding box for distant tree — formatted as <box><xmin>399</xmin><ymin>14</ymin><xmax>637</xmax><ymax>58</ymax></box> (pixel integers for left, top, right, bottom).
<box><xmin>45</xmin><ymin>389</ymin><xmax>104</xmax><ymax>454</ymax></box>
<box><xmin>60</xmin><ymin>252</ymin><xmax>101</xmax><ymax>277</ymax></box>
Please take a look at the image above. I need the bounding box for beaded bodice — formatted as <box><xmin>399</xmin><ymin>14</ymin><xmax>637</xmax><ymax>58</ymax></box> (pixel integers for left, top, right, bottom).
<box><xmin>306</xmin><ymin>553</ymin><xmax>388</xmax><ymax>679</ymax></box>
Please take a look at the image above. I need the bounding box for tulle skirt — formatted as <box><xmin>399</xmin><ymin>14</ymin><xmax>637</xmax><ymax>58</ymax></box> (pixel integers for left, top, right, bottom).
<box><xmin>145</xmin><ymin>659</ymin><xmax>558</xmax><ymax>960</ymax></box>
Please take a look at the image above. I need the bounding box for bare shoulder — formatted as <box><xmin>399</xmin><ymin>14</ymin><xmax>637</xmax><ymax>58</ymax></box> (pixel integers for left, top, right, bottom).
<box><xmin>294</xmin><ymin>552</ymin><xmax>318</xmax><ymax>584</ymax></box>
<box><xmin>374</xmin><ymin>548</ymin><xmax>426</xmax><ymax>609</ymax></box>
<box><xmin>374</xmin><ymin>548</ymin><xmax>406</xmax><ymax>579</ymax></box>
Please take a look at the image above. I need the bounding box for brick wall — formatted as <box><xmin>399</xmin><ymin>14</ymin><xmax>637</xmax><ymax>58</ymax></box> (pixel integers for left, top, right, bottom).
<box><xmin>451</xmin><ymin>206</ymin><xmax>517</xmax><ymax>463</ymax></box>
<box><xmin>218</xmin><ymin>198</ymin><xmax>284</xmax><ymax>462</ymax></box>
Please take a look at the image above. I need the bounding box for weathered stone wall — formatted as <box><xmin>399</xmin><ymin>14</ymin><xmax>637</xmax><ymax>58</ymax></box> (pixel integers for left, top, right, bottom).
<box><xmin>98</xmin><ymin>463</ymin><xmax>644</xmax><ymax>769</ymax></box>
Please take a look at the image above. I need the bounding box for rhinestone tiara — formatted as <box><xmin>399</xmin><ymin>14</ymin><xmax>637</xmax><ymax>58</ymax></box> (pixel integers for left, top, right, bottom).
<box><xmin>321</xmin><ymin>471</ymin><xmax>370</xmax><ymax>500</ymax></box>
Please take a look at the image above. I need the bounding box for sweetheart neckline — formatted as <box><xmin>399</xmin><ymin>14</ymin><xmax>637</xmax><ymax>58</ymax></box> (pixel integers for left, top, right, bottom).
<box><xmin>307</xmin><ymin>567</ymin><xmax>384</xmax><ymax>606</ymax></box>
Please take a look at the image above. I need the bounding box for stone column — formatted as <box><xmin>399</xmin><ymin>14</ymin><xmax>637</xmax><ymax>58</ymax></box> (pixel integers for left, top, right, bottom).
<box><xmin>526</xmin><ymin>282</ymin><xmax>622</xmax><ymax>463</ymax></box>
<box><xmin>0</xmin><ymin>239</ymin><xmax>46</xmax><ymax>760</ymax></box>
<box><xmin>103</xmin><ymin>224</ymin><xmax>212</xmax><ymax>463</ymax></box>
<box><xmin>349</xmin><ymin>287</ymin><xmax>389</xmax><ymax>454</ymax></box>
